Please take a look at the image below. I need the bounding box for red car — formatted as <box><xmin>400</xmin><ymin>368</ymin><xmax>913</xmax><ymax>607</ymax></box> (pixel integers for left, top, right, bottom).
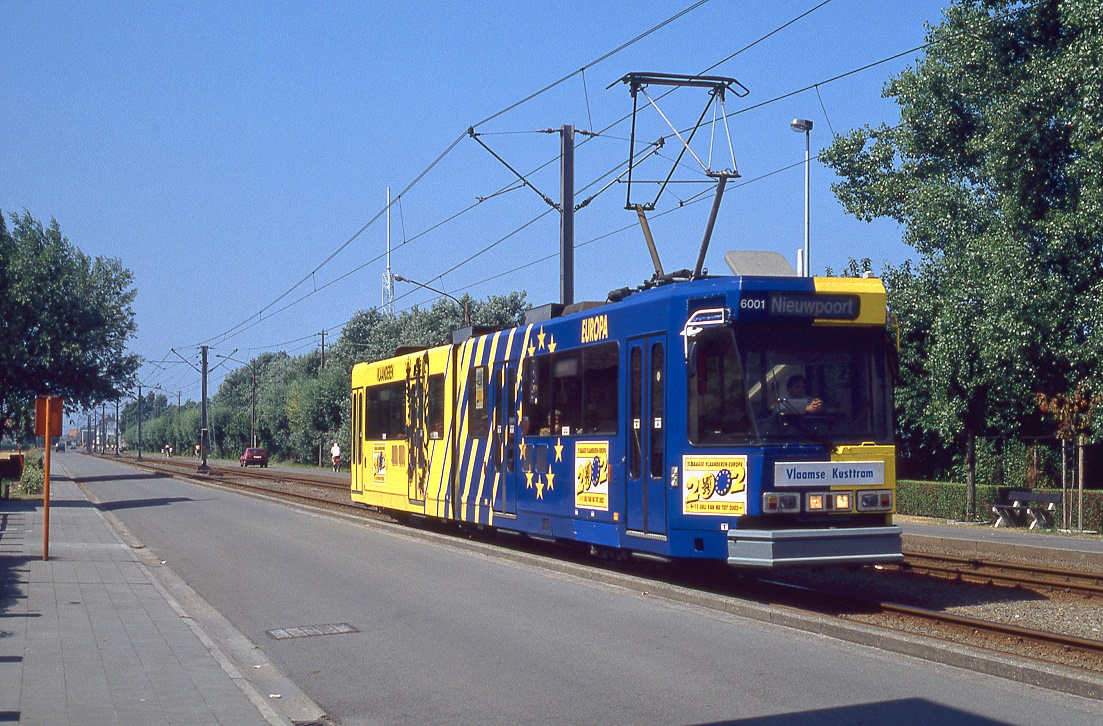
<box><xmin>239</xmin><ymin>447</ymin><xmax>269</xmax><ymax>467</ymax></box>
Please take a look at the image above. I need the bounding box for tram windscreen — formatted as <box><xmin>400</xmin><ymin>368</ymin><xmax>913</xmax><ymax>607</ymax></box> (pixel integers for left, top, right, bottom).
<box><xmin>688</xmin><ymin>325</ymin><xmax>893</xmax><ymax>446</ymax></box>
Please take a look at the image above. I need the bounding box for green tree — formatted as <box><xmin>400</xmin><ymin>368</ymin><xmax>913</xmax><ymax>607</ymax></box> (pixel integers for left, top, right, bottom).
<box><xmin>820</xmin><ymin>0</ymin><xmax>1103</xmax><ymax>515</ymax></box>
<box><xmin>0</xmin><ymin>211</ymin><xmax>140</xmax><ymax>436</ymax></box>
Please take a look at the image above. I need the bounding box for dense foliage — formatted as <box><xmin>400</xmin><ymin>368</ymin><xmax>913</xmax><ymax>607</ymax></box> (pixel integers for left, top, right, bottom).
<box><xmin>820</xmin><ymin>0</ymin><xmax>1103</xmax><ymax>510</ymax></box>
<box><xmin>0</xmin><ymin>211</ymin><xmax>140</xmax><ymax>438</ymax></box>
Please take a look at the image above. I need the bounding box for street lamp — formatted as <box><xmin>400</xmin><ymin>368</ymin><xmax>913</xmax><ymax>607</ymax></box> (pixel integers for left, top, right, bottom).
<box><xmin>394</xmin><ymin>275</ymin><xmax>470</xmax><ymax>327</ymax></box>
<box><xmin>790</xmin><ymin>118</ymin><xmax>813</xmax><ymax>277</ymax></box>
<box><xmin>214</xmin><ymin>354</ymin><xmax>257</xmax><ymax>448</ymax></box>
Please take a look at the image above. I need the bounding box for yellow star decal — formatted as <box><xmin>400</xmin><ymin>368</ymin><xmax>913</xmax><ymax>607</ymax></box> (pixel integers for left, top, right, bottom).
<box><xmin>537</xmin><ymin>328</ymin><xmax>546</xmax><ymax>349</ymax></box>
<box><xmin>525</xmin><ymin>470</ymin><xmax>534</xmax><ymax>490</ymax></box>
<box><xmin>535</xmin><ymin>476</ymin><xmax>545</xmax><ymax>499</ymax></box>
<box><xmin>554</xmin><ymin>438</ymin><xmax>564</xmax><ymax>462</ymax></box>
<box><xmin>548</xmin><ymin>335</ymin><xmax>557</xmax><ymax>353</ymax></box>
<box><xmin>546</xmin><ymin>470</ymin><xmax>555</xmax><ymax>491</ymax></box>
<box><xmin>528</xmin><ymin>343</ymin><xmax>536</xmax><ymax>357</ymax></box>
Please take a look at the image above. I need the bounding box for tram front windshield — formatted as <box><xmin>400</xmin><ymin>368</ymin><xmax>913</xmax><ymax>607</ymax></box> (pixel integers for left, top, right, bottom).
<box><xmin>688</xmin><ymin>325</ymin><xmax>893</xmax><ymax>446</ymax></box>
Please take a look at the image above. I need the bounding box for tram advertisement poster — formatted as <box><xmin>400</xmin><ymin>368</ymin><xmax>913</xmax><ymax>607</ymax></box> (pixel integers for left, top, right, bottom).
<box><xmin>574</xmin><ymin>441</ymin><xmax>609</xmax><ymax>511</ymax></box>
<box><xmin>373</xmin><ymin>442</ymin><xmax>387</xmax><ymax>484</ymax></box>
<box><xmin>683</xmin><ymin>456</ymin><xmax>748</xmax><ymax>515</ymax></box>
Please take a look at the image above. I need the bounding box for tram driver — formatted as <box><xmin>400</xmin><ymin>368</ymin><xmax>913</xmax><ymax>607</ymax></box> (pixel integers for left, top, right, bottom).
<box><xmin>783</xmin><ymin>374</ymin><xmax>824</xmax><ymax>415</ymax></box>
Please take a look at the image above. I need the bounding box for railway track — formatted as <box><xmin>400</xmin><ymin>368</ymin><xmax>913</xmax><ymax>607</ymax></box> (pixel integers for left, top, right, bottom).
<box><xmin>758</xmin><ymin>576</ymin><xmax>1103</xmax><ymax>672</ymax></box>
<box><xmin>116</xmin><ymin>454</ymin><xmax>349</xmax><ymax>490</ymax></box>
<box><xmin>89</xmin><ymin>453</ymin><xmax>1103</xmax><ymax>677</ymax></box>
<box><xmin>898</xmin><ymin>551</ymin><xmax>1103</xmax><ymax>597</ymax></box>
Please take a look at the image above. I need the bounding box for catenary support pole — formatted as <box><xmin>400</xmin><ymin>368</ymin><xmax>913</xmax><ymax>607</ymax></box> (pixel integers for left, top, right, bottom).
<box><xmin>198</xmin><ymin>346</ymin><xmax>210</xmax><ymax>474</ymax></box>
<box><xmin>560</xmin><ymin>124</ymin><xmax>575</xmax><ymax>306</ymax></box>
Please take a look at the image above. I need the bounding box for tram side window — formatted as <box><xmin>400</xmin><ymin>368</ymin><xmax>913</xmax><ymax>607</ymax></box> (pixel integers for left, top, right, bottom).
<box><xmin>525</xmin><ymin>354</ymin><xmax>576</xmax><ymax>435</ymax></box>
<box><xmin>688</xmin><ymin>331</ymin><xmax>752</xmax><ymax>445</ymax></box>
<box><xmin>551</xmin><ymin>355</ymin><xmax>583</xmax><ymax>435</ymax></box>
<box><xmin>468</xmin><ymin>366</ymin><xmax>489</xmax><ymax>438</ymax></box>
<box><xmin>583</xmin><ymin>343</ymin><xmax>618</xmax><ymax>435</ymax></box>
<box><xmin>427</xmin><ymin>373</ymin><xmax>444</xmax><ymax>440</ymax></box>
<box><xmin>523</xmin><ymin>356</ymin><xmax>552</xmax><ymax>436</ymax></box>
<box><xmin>523</xmin><ymin>342</ymin><xmax>619</xmax><ymax>436</ymax></box>
<box><xmin>366</xmin><ymin>381</ymin><xmax>407</xmax><ymax>440</ymax></box>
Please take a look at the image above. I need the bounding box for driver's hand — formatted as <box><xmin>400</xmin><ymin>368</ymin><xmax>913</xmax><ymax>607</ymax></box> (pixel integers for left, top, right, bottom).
<box><xmin>806</xmin><ymin>397</ymin><xmax>824</xmax><ymax>413</ymax></box>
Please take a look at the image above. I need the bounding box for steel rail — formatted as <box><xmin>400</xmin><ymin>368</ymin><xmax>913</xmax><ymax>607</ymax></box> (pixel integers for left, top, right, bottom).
<box><xmin>877</xmin><ymin>599</ymin><xmax>1103</xmax><ymax>657</ymax></box>
<box><xmin>116</xmin><ymin>454</ymin><xmax>369</xmax><ymax>512</ymax></box>
<box><xmin>106</xmin><ymin>453</ymin><xmax>349</xmax><ymax>490</ymax></box>
<box><xmin>900</xmin><ymin>551</ymin><xmax>1103</xmax><ymax>597</ymax></box>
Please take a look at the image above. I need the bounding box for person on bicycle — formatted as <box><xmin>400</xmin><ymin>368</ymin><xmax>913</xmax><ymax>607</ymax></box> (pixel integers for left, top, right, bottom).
<box><xmin>330</xmin><ymin>441</ymin><xmax>341</xmax><ymax>471</ymax></box>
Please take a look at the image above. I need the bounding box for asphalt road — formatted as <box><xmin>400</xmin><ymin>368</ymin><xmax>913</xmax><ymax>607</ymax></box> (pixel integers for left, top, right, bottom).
<box><xmin>56</xmin><ymin>452</ymin><xmax>1103</xmax><ymax>725</ymax></box>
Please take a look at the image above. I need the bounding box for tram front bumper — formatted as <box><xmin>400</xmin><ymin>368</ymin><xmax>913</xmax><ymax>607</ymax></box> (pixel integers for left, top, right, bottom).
<box><xmin>726</xmin><ymin>525</ymin><xmax>903</xmax><ymax>568</ymax></box>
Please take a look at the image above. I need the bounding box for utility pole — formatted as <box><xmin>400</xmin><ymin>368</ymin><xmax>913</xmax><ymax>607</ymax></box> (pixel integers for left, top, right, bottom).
<box><xmin>136</xmin><ymin>384</ymin><xmax>143</xmax><ymax>460</ymax></box>
<box><xmin>382</xmin><ymin>186</ymin><xmax>395</xmax><ymax>315</ymax></box>
<box><xmin>101</xmin><ymin>402</ymin><xmax>106</xmax><ymax>454</ymax></box>
<box><xmin>198</xmin><ymin>345</ymin><xmax>210</xmax><ymax>474</ymax></box>
<box><xmin>560</xmin><ymin>124</ymin><xmax>575</xmax><ymax>306</ymax></box>
<box><xmin>318</xmin><ymin>331</ymin><xmax>326</xmax><ymax>467</ymax></box>
<box><xmin>87</xmin><ymin>411</ymin><xmax>92</xmax><ymax>451</ymax></box>
<box><xmin>115</xmin><ymin>400</ymin><xmax>119</xmax><ymax>456</ymax></box>
<box><xmin>250</xmin><ymin>365</ymin><xmax>257</xmax><ymax>448</ymax></box>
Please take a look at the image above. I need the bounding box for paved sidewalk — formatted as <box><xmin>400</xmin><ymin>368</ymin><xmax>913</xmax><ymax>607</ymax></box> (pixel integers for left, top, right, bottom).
<box><xmin>0</xmin><ymin>473</ymin><xmax>273</xmax><ymax>725</ymax></box>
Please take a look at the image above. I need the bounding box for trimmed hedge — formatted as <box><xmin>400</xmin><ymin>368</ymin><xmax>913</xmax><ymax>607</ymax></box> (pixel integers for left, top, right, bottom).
<box><xmin>19</xmin><ymin>451</ymin><xmax>44</xmax><ymax>495</ymax></box>
<box><xmin>898</xmin><ymin>479</ymin><xmax>1103</xmax><ymax>531</ymax></box>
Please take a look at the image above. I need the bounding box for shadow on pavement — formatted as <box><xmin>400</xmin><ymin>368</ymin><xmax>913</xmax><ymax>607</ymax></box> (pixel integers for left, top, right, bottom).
<box><xmin>697</xmin><ymin>699</ymin><xmax>1010</xmax><ymax>725</ymax></box>
<box><xmin>56</xmin><ymin>473</ymin><xmax>166</xmax><ymax>484</ymax></box>
<box><xmin>94</xmin><ymin>496</ymin><xmax>194</xmax><ymax>511</ymax></box>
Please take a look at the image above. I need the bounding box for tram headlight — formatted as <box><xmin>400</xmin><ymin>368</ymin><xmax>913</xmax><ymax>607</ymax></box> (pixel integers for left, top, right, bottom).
<box><xmin>857</xmin><ymin>489</ymin><xmax>894</xmax><ymax>512</ymax></box>
<box><xmin>763</xmin><ymin>492</ymin><xmax>800</xmax><ymax>513</ymax></box>
<box><xmin>806</xmin><ymin>491</ymin><xmax>854</xmax><ymax>512</ymax></box>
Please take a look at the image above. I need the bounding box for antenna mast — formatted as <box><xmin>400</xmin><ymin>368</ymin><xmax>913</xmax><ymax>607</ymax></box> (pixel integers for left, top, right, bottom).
<box><xmin>382</xmin><ymin>187</ymin><xmax>395</xmax><ymax>315</ymax></box>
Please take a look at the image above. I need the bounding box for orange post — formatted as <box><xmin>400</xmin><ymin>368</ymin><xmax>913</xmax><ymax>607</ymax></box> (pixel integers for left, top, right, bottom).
<box><xmin>43</xmin><ymin>416</ymin><xmax>51</xmax><ymax>561</ymax></box>
<box><xmin>35</xmin><ymin>395</ymin><xmax>63</xmax><ymax>561</ymax></box>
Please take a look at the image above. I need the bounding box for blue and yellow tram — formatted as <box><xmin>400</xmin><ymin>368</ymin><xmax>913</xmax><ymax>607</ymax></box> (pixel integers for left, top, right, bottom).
<box><xmin>350</xmin><ymin>273</ymin><xmax>901</xmax><ymax>567</ymax></box>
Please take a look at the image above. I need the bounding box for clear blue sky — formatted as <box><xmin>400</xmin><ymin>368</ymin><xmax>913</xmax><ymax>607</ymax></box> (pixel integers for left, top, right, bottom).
<box><xmin>2</xmin><ymin>0</ymin><xmax>949</xmax><ymax>406</ymax></box>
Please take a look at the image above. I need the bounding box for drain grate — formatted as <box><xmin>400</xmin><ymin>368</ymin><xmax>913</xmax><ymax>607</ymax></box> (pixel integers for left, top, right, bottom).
<box><xmin>266</xmin><ymin>623</ymin><xmax>358</xmax><ymax>640</ymax></box>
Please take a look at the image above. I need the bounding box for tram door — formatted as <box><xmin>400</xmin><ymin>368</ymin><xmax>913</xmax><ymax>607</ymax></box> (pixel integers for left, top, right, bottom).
<box><xmin>491</xmin><ymin>362</ymin><xmax>519</xmax><ymax>516</ymax></box>
<box><xmin>626</xmin><ymin>336</ymin><xmax>667</xmax><ymax>536</ymax></box>
<box><xmin>352</xmin><ymin>388</ymin><xmax>363</xmax><ymax>493</ymax></box>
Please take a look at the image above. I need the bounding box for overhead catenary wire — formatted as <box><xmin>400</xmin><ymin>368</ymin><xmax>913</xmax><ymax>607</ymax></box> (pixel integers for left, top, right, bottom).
<box><xmin>205</xmin><ymin>146</ymin><xmax>824</xmax><ymax>358</ymax></box>
<box><xmin>194</xmin><ymin>0</ymin><xmax>714</xmax><ymax>351</ymax></box>
<box><xmin>187</xmin><ymin>4</ymin><xmax>805</xmax><ymax>356</ymax></box>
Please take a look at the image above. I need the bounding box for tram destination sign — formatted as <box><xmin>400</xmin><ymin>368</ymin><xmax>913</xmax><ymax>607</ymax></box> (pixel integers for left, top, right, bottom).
<box><xmin>773</xmin><ymin>460</ymin><xmax>885</xmax><ymax>487</ymax></box>
<box><xmin>767</xmin><ymin>293</ymin><xmax>860</xmax><ymax>320</ymax></box>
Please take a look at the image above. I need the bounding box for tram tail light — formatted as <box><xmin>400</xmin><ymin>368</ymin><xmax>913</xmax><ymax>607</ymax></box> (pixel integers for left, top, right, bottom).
<box><xmin>763</xmin><ymin>492</ymin><xmax>800</xmax><ymax>513</ymax></box>
<box><xmin>857</xmin><ymin>490</ymin><xmax>894</xmax><ymax>512</ymax></box>
<box><xmin>834</xmin><ymin>493</ymin><xmax>852</xmax><ymax>511</ymax></box>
